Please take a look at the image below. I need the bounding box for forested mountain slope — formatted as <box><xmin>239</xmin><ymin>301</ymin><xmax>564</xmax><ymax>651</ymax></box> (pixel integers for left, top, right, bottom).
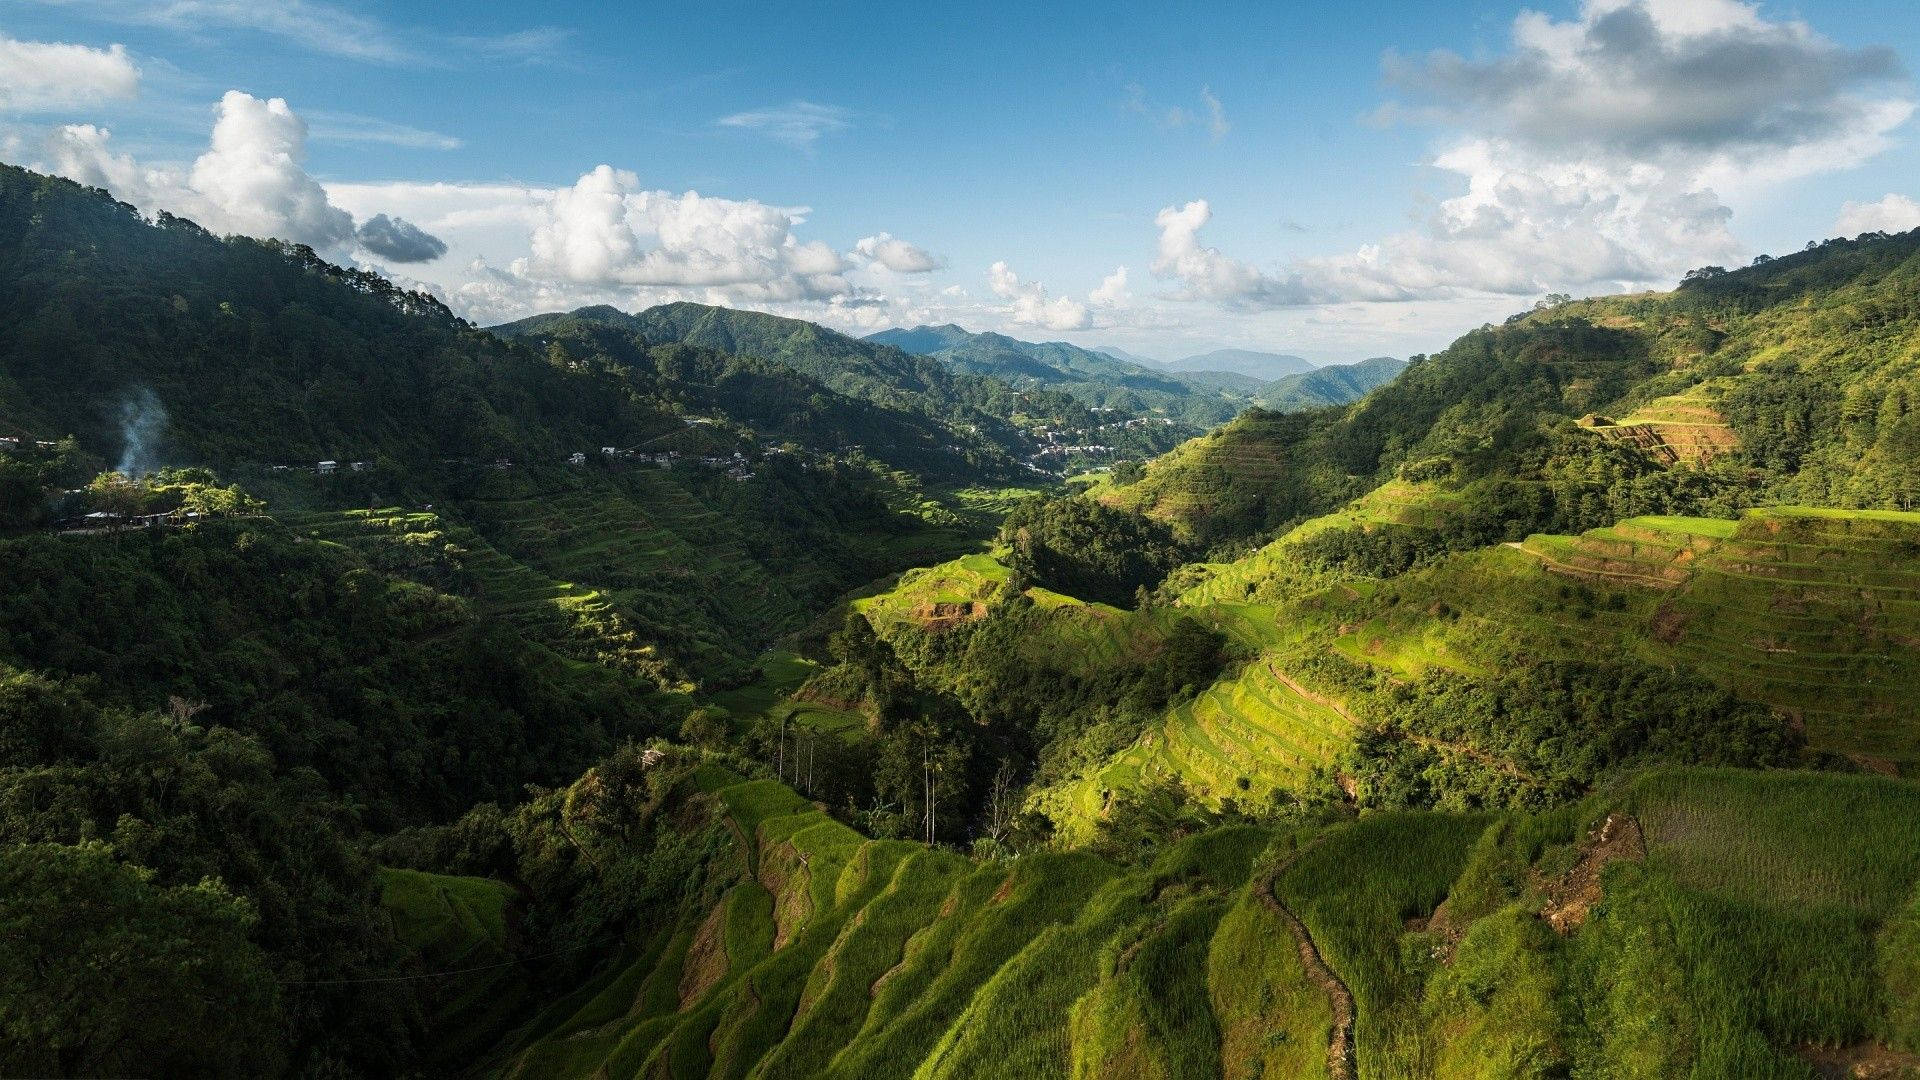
<box><xmin>0</xmin><ymin>166</ymin><xmax>1000</xmax><ymax>683</ymax></box>
<box><xmin>1107</xmin><ymin>229</ymin><xmax>1920</xmax><ymax>551</ymax></box>
<box><xmin>867</xmin><ymin>324</ymin><xmax>1245</xmax><ymax>428</ymax></box>
<box><xmin>1258</xmin><ymin>355</ymin><xmax>1409</xmax><ymax>412</ymax></box>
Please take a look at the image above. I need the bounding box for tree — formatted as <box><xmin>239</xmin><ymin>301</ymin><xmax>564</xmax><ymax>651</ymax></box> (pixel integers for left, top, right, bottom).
<box><xmin>679</xmin><ymin>707</ymin><xmax>729</xmax><ymax>749</ymax></box>
<box><xmin>0</xmin><ymin>843</ymin><xmax>283</xmax><ymax>1078</ymax></box>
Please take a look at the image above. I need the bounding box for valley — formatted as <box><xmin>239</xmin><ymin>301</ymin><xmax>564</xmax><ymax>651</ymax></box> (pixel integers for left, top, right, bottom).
<box><xmin>4</xmin><ymin>162</ymin><xmax>1920</xmax><ymax>1080</ymax></box>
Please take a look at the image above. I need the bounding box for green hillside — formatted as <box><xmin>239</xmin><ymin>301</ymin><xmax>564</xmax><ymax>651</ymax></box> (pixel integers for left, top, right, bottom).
<box><xmin>405</xmin><ymin>756</ymin><xmax>1920</xmax><ymax>1080</ymax></box>
<box><xmin>1106</xmin><ymin>229</ymin><xmax>1920</xmax><ymax>551</ymax></box>
<box><xmin>868</xmin><ymin>324</ymin><xmax>1246</xmax><ymax>430</ymax></box>
<box><xmin>1258</xmin><ymin>355</ymin><xmax>1409</xmax><ymax>412</ymax></box>
<box><xmin>9</xmin><ymin>150</ymin><xmax>1920</xmax><ymax>1080</ymax></box>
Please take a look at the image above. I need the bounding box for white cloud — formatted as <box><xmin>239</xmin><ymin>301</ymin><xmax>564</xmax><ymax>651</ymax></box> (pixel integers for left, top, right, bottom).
<box><xmin>186</xmin><ymin>91</ymin><xmax>355</xmax><ymax>246</ymax></box>
<box><xmin>987</xmin><ymin>260</ymin><xmax>1091</xmax><ymax>331</ymax></box>
<box><xmin>514</xmin><ymin>165</ymin><xmax>853</xmax><ymax>303</ymax></box>
<box><xmin>1201</xmin><ymin>87</ymin><xmax>1229</xmax><ymax>141</ymax></box>
<box><xmin>0</xmin><ymin>35</ymin><xmax>139</xmax><ymax>112</ymax></box>
<box><xmin>717</xmin><ymin>101</ymin><xmax>853</xmax><ymax>149</ymax></box>
<box><xmin>1835</xmin><ymin>194</ymin><xmax>1920</xmax><ymax>236</ymax></box>
<box><xmin>63</xmin><ymin>0</ymin><xmax>412</xmax><ymax>63</ymax></box>
<box><xmin>1381</xmin><ymin>0</ymin><xmax>1907</xmax><ymax>165</ymax></box>
<box><xmin>1156</xmin><ymin>0</ymin><xmax>1909</xmax><ymax>311</ymax></box>
<box><xmin>24</xmin><ymin>0</ymin><xmax>570</xmax><ymax>66</ymax></box>
<box><xmin>854</xmin><ymin>232</ymin><xmax>943</xmax><ymax>273</ymax></box>
<box><xmin>1090</xmin><ymin>266</ymin><xmax>1131</xmax><ymax>307</ymax></box>
<box><xmin>44</xmin><ymin>91</ymin><xmax>443</xmax><ymax>259</ymax></box>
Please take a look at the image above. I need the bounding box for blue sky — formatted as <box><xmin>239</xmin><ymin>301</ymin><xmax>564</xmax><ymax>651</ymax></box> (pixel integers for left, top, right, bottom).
<box><xmin>5</xmin><ymin>0</ymin><xmax>1920</xmax><ymax>361</ymax></box>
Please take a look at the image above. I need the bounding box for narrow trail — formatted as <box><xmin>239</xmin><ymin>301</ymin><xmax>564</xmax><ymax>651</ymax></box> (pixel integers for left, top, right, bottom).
<box><xmin>1503</xmin><ymin>539</ymin><xmax>1680</xmax><ymax>588</ymax></box>
<box><xmin>1257</xmin><ymin>841</ymin><xmax>1356</xmax><ymax>1080</ymax></box>
<box><xmin>1266</xmin><ymin>664</ymin><xmax>1358</xmax><ymax>726</ymax></box>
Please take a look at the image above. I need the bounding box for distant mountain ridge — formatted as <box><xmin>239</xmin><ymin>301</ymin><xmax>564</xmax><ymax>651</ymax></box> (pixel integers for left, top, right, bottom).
<box><xmin>1168</xmin><ymin>348</ymin><xmax>1317</xmax><ymax>380</ymax></box>
<box><xmin>865</xmin><ymin>323</ymin><xmax>1246</xmax><ymax>429</ymax></box>
<box><xmin>1259</xmin><ymin>355</ymin><xmax>1409</xmax><ymax>412</ymax></box>
<box><xmin>1090</xmin><ymin>344</ymin><xmax>1162</xmax><ymax>366</ymax></box>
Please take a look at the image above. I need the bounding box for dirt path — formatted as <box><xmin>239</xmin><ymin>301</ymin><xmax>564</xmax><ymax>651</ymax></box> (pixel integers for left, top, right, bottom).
<box><xmin>1504</xmin><ymin>540</ymin><xmax>1679</xmax><ymax>588</ymax></box>
<box><xmin>1258</xmin><ymin>841</ymin><xmax>1356</xmax><ymax>1080</ymax></box>
<box><xmin>1266</xmin><ymin>664</ymin><xmax>1358</xmax><ymax>726</ymax></box>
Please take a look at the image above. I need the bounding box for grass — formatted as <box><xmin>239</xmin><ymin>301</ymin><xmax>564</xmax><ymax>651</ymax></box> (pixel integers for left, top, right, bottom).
<box><xmin>478</xmin><ymin>766</ymin><xmax>1920</xmax><ymax>1080</ymax></box>
<box><xmin>1275</xmin><ymin>813</ymin><xmax>1493</xmax><ymax>1080</ymax></box>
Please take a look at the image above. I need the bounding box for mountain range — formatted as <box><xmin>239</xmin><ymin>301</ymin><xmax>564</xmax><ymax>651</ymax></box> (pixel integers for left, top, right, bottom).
<box><xmin>5</xmin><ymin>157</ymin><xmax>1920</xmax><ymax>1079</ymax></box>
<box><xmin>866</xmin><ymin>324</ymin><xmax>1405</xmax><ymax>425</ymax></box>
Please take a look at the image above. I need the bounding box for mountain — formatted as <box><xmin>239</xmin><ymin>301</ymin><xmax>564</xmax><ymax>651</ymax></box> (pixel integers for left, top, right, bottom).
<box><xmin>863</xmin><ymin>323</ymin><xmax>1248</xmax><ymax>430</ymax></box>
<box><xmin>1107</xmin><ymin>227</ymin><xmax>1920</xmax><ymax>548</ymax></box>
<box><xmin>10</xmin><ymin>160</ymin><xmax>1920</xmax><ymax>1080</ymax></box>
<box><xmin>1091</xmin><ymin>343</ymin><xmax>1163</xmax><ymax>365</ymax></box>
<box><xmin>1257</xmin><ymin>354</ymin><xmax>1408</xmax><ymax>411</ymax></box>
<box><xmin>1169</xmin><ymin>368</ymin><xmax>1269</xmax><ymax>394</ymax></box>
<box><xmin>1168</xmin><ymin>347</ymin><xmax>1317</xmax><ymax>380</ymax></box>
<box><xmin>864</xmin><ymin>323</ymin><xmax>976</xmax><ymax>354</ymax></box>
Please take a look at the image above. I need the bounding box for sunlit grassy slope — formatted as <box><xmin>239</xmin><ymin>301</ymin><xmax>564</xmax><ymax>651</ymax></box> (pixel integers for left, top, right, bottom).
<box><xmin>852</xmin><ymin>503</ymin><xmax>1920</xmax><ymax>842</ymax></box>
<box><xmin>448</xmin><ymin>764</ymin><xmax>1920</xmax><ymax>1079</ymax></box>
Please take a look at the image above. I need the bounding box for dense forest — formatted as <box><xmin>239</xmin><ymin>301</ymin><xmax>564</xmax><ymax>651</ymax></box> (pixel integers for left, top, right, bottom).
<box><xmin>5</xmin><ymin>155</ymin><xmax>1920</xmax><ymax>1079</ymax></box>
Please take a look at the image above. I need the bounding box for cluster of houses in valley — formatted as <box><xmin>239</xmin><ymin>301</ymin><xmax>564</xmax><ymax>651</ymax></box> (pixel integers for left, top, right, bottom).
<box><xmin>263</xmin><ymin>460</ymin><xmax>375</xmax><ymax>476</ymax></box>
<box><xmin>580</xmin><ymin>445</ymin><xmax>758</xmax><ymax>481</ymax></box>
<box><xmin>0</xmin><ymin>435</ymin><xmax>61</xmax><ymax>452</ymax></box>
<box><xmin>55</xmin><ymin>507</ymin><xmax>206</xmax><ymax>532</ymax></box>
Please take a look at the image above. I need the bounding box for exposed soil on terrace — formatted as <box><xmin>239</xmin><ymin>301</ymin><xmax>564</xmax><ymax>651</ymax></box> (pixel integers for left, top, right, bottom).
<box><xmin>1539</xmin><ymin>812</ymin><xmax>1645</xmax><ymax>934</ymax></box>
<box><xmin>1797</xmin><ymin>1043</ymin><xmax>1920</xmax><ymax>1079</ymax></box>
<box><xmin>911</xmin><ymin>600</ymin><xmax>988</xmax><ymax>630</ymax></box>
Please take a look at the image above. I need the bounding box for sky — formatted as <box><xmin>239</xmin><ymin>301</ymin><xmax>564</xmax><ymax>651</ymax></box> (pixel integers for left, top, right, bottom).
<box><xmin>4</xmin><ymin>0</ymin><xmax>1919</xmax><ymax>362</ymax></box>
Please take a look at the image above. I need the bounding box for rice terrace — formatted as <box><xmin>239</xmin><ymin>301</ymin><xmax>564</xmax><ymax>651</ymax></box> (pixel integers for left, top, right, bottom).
<box><xmin>5</xmin><ymin>1</ymin><xmax>1920</xmax><ymax>1077</ymax></box>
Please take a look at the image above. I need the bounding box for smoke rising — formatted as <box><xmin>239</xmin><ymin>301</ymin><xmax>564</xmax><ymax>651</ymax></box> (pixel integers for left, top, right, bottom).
<box><xmin>115</xmin><ymin>386</ymin><xmax>165</xmax><ymax>477</ymax></box>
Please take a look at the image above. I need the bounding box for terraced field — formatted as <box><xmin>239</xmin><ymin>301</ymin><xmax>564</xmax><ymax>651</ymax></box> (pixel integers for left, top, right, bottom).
<box><xmin>1030</xmin><ymin>505</ymin><xmax>1920</xmax><ymax>841</ymax></box>
<box><xmin>483</xmin><ymin>770</ymin><xmax>1310</xmax><ymax>1080</ymax></box>
<box><xmin>1041</xmin><ymin>658</ymin><xmax>1356</xmax><ymax>838</ymax></box>
<box><xmin>1351</xmin><ymin>508</ymin><xmax>1920</xmax><ymax>769</ymax></box>
<box><xmin>443</xmin><ymin>764</ymin><xmax>1920</xmax><ymax>1079</ymax></box>
<box><xmin>286</xmin><ymin>507</ymin><xmax>689</xmax><ymax>686</ymax></box>
<box><xmin>457</xmin><ymin>474</ymin><xmax>809</xmax><ymax>652</ymax></box>
<box><xmin>1581</xmin><ymin>384</ymin><xmax>1740</xmax><ymax>465</ymax></box>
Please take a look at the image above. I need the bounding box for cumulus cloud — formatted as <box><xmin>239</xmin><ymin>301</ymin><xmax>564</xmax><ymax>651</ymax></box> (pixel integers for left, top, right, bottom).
<box><xmin>45</xmin><ymin>90</ymin><xmax>445</xmax><ymax>260</ymax></box>
<box><xmin>185</xmin><ymin>91</ymin><xmax>355</xmax><ymax>246</ymax></box>
<box><xmin>1157</xmin><ymin>0</ymin><xmax>1910</xmax><ymax>310</ymax></box>
<box><xmin>854</xmin><ymin>232</ymin><xmax>943</xmax><ymax>273</ymax></box>
<box><xmin>355</xmin><ymin>214</ymin><xmax>449</xmax><ymax>262</ymax></box>
<box><xmin>0</xmin><ymin>35</ymin><xmax>140</xmax><ymax>111</ymax></box>
<box><xmin>1835</xmin><ymin>194</ymin><xmax>1920</xmax><ymax>236</ymax></box>
<box><xmin>513</xmin><ymin>164</ymin><xmax>855</xmax><ymax>302</ymax></box>
<box><xmin>1090</xmin><ymin>266</ymin><xmax>1131</xmax><ymax>307</ymax></box>
<box><xmin>717</xmin><ymin>101</ymin><xmax>853</xmax><ymax>149</ymax></box>
<box><xmin>987</xmin><ymin>261</ymin><xmax>1091</xmax><ymax>331</ymax></box>
<box><xmin>1380</xmin><ymin>0</ymin><xmax>1906</xmax><ymax>164</ymax></box>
